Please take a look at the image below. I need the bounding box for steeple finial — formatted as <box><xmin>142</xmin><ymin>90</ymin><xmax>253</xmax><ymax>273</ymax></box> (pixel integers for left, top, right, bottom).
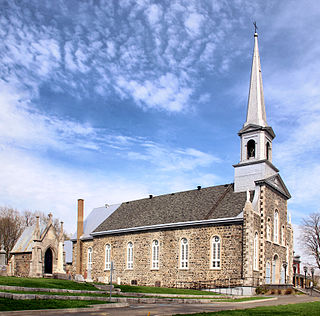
<box><xmin>253</xmin><ymin>21</ymin><xmax>258</xmax><ymax>34</ymax></box>
<box><xmin>244</xmin><ymin>26</ymin><xmax>267</xmax><ymax>127</ymax></box>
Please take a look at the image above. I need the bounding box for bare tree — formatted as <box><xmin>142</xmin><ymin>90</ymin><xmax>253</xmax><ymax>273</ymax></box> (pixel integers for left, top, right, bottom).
<box><xmin>302</xmin><ymin>213</ymin><xmax>320</xmax><ymax>269</ymax></box>
<box><xmin>22</xmin><ymin>210</ymin><xmax>36</xmax><ymax>227</ymax></box>
<box><xmin>0</xmin><ymin>207</ymin><xmax>24</xmax><ymax>262</ymax></box>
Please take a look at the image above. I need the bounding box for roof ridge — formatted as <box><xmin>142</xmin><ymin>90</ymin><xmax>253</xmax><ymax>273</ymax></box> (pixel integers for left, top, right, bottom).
<box><xmin>123</xmin><ymin>184</ymin><xmax>230</xmax><ymax>204</ymax></box>
<box><xmin>204</xmin><ymin>184</ymin><xmax>233</xmax><ymax>220</ymax></box>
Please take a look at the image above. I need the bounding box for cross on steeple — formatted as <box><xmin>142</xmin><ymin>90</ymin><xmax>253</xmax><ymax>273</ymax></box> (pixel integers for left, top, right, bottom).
<box><xmin>253</xmin><ymin>21</ymin><xmax>258</xmax><ymax>33</ymax></box>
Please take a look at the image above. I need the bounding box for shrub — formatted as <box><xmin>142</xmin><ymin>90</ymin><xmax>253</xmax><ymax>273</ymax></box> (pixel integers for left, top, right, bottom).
<box><xmin>255</xmin><ymin>286</ymin><xmax>268</xmax><ymax>295</ymax></box>
<box><xmin>285</xmin><ymin>288</ymin><xmax>293</xmax><ymax>295</ymax></box>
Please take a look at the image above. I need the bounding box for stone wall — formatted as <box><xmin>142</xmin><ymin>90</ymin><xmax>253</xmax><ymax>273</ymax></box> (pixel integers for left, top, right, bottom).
<box><xmin>13</xmin><ymin>253</ymin><xmax>32</xmax><ymax>277</ymax></box>
<box><xmin>263</xmin><ymin>185</ymin><xmax>292</xmax><ymax>283</ymax></box>
<box><xmin>84</xmin><ymin>223</ymin><xmax>243</xmax><ymax>287</ymax></box>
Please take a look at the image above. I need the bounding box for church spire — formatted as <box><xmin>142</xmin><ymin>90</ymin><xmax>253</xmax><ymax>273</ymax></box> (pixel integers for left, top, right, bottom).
<box><xmin>244</xmin><ymin>31</ymin><xmax>267</xmax><ymax>127</ymax></box>
<box><xmin>234</xmin><ymin>28</ymin><xmax>278</xmax><ymax>193</ymax></box>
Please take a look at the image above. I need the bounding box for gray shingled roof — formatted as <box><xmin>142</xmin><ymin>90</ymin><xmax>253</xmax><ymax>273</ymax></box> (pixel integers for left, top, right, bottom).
<box><xmin>93</xmin><ymin>183</ymin><xmax>247</xmax><ymax>233</ymax></box>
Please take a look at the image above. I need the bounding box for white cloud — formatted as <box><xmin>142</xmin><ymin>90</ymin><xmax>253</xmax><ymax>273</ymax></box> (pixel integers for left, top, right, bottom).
<box><xmin>128</xmin><ymin>142</ymin><xmax>220</xmax><ymax>171</ymax></box>
<box><xmin>116</xmin><ymin>73</ymin><xmax>193</xmax><ymax>112</ymax></box>
<box><xmin>184</xmin><ymin>13</ymin><xmax>204</xmax><ymax>35</ymax></box>
<box><xmin>146</xmin><ymin>4</ymin><xmax>162</xmax><ymax>25</ymax></box>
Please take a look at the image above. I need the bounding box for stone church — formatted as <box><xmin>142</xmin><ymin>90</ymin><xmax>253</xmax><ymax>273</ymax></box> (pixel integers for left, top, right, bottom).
<box><xmin>7</xmin><ymin>214</ymin><xmax>65</xmax><ymax>277</ymax></box>
<box><xmin>71</xmin><ymin>31</ymin><xmax>294</xmax><ymax>292</ymax></box>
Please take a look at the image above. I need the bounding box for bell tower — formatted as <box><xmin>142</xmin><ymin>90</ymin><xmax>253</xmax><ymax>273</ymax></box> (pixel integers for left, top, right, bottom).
<box><xmin>234</xmin><ymin>31</ymin><xmax>278</xmax><ymax>192</ymax></box>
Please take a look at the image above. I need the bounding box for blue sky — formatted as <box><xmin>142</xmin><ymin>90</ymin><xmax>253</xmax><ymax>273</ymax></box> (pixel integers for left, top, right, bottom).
<box><xmin>0</xmin><ymin>0</ymin><xmax>320</xmax><ymax>257</ymax></box>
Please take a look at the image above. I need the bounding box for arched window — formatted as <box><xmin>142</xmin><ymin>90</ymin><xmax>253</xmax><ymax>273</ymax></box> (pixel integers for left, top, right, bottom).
<box><xmin>266</xmin><ymin>262</ymin><xmax>271</xmax><ymax>284</ymax></box>
<box><xmin>87</xmin><ymin>247</ymin><xmax>92</xmax><ymax>270</ymax></box>
<box><xmin>274</xmin><ymin>211</ymin><xmax>279</xmax><ymax>243</ymax></box>
<box><xmin>266</xmin><ymin>142</ymin><xmax>271</xmax><ymax>160</ymax></box>
<box><xmin>266</xmin><ymin>218</ymin><xmax>271</xmax><ymax>241</ymax></box>
<box><xmin>253</xmin><ymin>232</ymin><xmax>258</xmax><ymax>270</ymax></box>
<box><xmin>211</xmin><ymin>236</ymin><xmax>221</xmax><ymax>268</ymax></box>
<box><xmin>127</xmin><ymin>242</ymin><xmax>133</xmax><ymax>269</ymax></box>
<box><xmin>105</xmin><ymin>244</ymin><xmax>111</xmax><ymax>270</ymax></box>
<box><xmin>152</xmin><ymin>240</ymin><xmax>159</xmax><ymax>269</ymax></box>
<box><xmin>180</xmin><ymin>238</ymin><xmax>189</xmax><ymax>269</ymax></box>
<box><xmin>247</xmin><ymin>139</ymin><xmax>255</xmax><ymax>159</ymax></box>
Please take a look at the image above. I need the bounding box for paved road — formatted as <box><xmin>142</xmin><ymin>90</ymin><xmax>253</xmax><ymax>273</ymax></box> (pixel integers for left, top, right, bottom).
<box><xmin>2</xmin><ymin>295</ymin><xmax>319</xmax><ymax>316</ymax></box>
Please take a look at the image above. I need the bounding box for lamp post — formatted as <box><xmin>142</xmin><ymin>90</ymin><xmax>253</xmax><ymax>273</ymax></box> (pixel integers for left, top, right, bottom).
<box><xmin>293</xmin><ymin>265</ymin><xmax>296</xmax><ymax>287</ymax></box>
<box><xmin>303</xmin><ymin>266</ymin><xmax>307</xmax><ymax>289</ymax></box>
<box><xmin>283</xmin><ymin>262</ymin><xmax>288</xmax><ymax>284</ymax></box>
<box><xmin>311</xmin><ymin>267</ymin><xmax>315</xmax><ymax>296</ymax></box>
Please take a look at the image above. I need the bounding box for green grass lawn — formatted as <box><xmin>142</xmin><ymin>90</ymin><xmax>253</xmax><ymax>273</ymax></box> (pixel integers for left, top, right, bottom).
<box><xmin>0</xmin><ymin>298</ymin><xmax>110</xmax><ymax>311</ymax></box>
<box><xmin>0</xmin><ymin>276</ymin><xmax>100</xmax><ymax>291</ymax></box>
<box><xmin>173</xmin><ymin>301</ymin><xmax>320</xmax><ymax>315</ymax></box>
<box><xmin>114</xmin><ymin>284</ymin><xmax>220</xmax><ymax>295</ymax></box>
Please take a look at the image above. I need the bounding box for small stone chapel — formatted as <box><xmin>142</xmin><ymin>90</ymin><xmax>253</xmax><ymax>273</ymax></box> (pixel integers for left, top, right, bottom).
<box><xmin>7</xmin><ymin>214</ymin><xmax>65</xmax><ymax>277</ymax></box>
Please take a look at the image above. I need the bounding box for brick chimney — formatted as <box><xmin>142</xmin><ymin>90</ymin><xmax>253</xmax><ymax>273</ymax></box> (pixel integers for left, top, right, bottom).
<box><xmin>76</xmin><ymin>199</ymin><xmax>84</xmax><ymax>275</ymax></box>
<box><xmin>77</xmin><ymin>199</ymin><xmax>84</xmax><ymax>239</ymax></box>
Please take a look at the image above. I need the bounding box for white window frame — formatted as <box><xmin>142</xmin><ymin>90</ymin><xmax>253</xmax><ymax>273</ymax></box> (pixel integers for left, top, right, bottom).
<box><xmin>180</xmin><ymin>238</ymin><xmax>189</xmax><ymax>269</ymax></box>
<box><xmin>211</xmin><ymin>235</ymin><xmax>221</xmax><ymax>269</ymax></box>
<box><xmin>151</xmin><ymin>240</ymin><xmax>159</xmax><ymax>269</ymax></box>
<box><xmin>253</xmin><ymin>232</ymin><xmax>258</xmax><ymax>270</ymax></box>
<box><xmin>127</xmin><ymin>242</ymin><xmax>133</xmax><ymax>269</ymax></box>
<box><xmin>274</xmin><ymin>210</ymin><xmax>279</xmax><ymax>243</ymax></box>
<box><xmin>87</xmin><ymin>247</ymin><xmax>93</xmax><ymax>270</ymax></box>
<box><xmin>105</xmin><ymin>244</ymin><xmax>111</xmax><ymax>270</ymax></box>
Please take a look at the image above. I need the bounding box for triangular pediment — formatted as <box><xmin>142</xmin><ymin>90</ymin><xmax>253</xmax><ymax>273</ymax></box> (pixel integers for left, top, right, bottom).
<box><xmin>39</xmin><ymin>223</ymin><xmax>58</xmax><ymax>242</ymax></box>
<box><xmin>255</xmin><ymin>174</ymin><xmax>291</xmax><ymax>199</ymax></box>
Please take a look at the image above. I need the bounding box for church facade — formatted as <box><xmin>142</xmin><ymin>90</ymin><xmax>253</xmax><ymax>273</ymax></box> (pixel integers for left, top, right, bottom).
<box><xmin>71</xmin><ymin>32</ymin><xmax>293</xmax><ymax>292</ymax></box>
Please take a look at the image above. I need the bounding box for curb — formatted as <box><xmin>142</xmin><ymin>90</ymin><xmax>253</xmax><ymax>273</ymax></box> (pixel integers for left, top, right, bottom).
<box><xmin>236</xmin><ymin>297</ymin><xmax>278</xmax><ymax>304</ymax></box>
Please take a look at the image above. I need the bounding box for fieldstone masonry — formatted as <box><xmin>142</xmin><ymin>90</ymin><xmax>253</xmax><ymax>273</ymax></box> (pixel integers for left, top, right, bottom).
<box><xmin>73</xmin><ymin>224</ymin><xmax>243</xmax><ymax>287</ymax></box>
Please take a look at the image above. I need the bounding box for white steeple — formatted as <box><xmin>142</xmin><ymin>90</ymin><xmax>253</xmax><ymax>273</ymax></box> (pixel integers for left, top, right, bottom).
<box><xmin>234</xmin><ymin>29</ymin><xmax>278</xmax><ymax>193</ymax></box>
<box><xmin>244</xmin><ymin>32</ymin><xmax>267</xmax><ymax>128</ymax></box>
